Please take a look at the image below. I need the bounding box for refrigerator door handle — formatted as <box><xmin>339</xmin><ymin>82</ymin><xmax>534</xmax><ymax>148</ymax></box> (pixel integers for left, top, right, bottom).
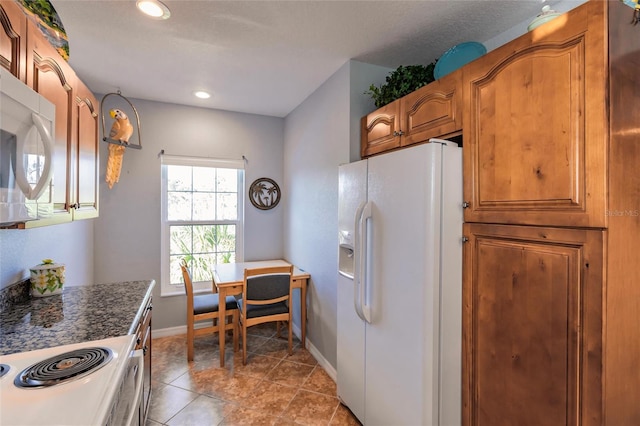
<box><xmin>359</xmin><ymin>201</ymin><xmax>372</xmax><ymax>323</ymax></box>
<box><xmin>353</xmin><ymin>201</ymin><xmax>367</xmax><ymax>322</ymax></box>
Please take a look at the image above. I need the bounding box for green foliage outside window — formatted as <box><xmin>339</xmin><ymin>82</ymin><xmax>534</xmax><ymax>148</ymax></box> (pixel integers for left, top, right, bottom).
<box><xmin>170</xmin><ymin>224</ymin><xmax>235</xmax><ymax>285</ymax></box>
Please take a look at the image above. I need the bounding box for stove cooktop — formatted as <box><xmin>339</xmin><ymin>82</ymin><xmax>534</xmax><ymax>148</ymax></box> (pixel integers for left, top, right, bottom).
<box><xmin>0</xmin><ymin>335</ymin><xmax>135</xmax><ymax>426</ymax></box>
<box><xmin>0</xmin><ymin>363</ymin><xmax>9</xmax><ymax>378</ymax></box>
<box><xmin>14</xmin><ymin>346</ymin><xmax>113</xmax><ymax>388</ymax></box>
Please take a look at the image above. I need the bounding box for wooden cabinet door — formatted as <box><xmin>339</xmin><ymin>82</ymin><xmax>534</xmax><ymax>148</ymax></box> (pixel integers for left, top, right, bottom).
<box><xmin>26</xmin><ymin>24</ymin><xmax>74</xmax><ymax>222</ymax></box>
<box><xmin>463</xmin><ymin>2</ymin><xmax>606</xmax><ymax>228</ymax></box>
<box><xmin>72</xmin><ymin>80</ymin><xmax>99</xmax><ymax>220</ymax></box>
<box><xmin>360</xmin><ymin>100</ymin><xmax>400</xmax><ymax>158</ymax></box>
<box><xmin>0</xmin><ymin>1</ymin><xmax>26</xmax><ymax>80</ymax></box>
<box><xmin>400</xmin><ymin>69</ymin><xmax>462</xmax><ymax>147</ymax></box>
<box><xmin>462</xmin><ymin>223</ymin><xmax>603</xmax><ymax>426</ymax></box>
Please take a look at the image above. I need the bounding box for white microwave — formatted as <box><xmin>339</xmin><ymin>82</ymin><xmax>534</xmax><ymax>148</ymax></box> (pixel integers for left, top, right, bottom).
<box><xmin>0</xmin><ymin>68</ymin><xmax>55</xmax><ymax>227</ymax></box>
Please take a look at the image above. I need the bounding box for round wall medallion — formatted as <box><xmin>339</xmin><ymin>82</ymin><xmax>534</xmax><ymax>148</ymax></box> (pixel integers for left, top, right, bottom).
<box><xmin>249</xmin><ymin>178</ymin><xmax>281</xmax><ymax>210</ymax></box>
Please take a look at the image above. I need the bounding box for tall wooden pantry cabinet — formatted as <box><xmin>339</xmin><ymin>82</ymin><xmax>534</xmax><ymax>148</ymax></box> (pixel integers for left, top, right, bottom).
<box><xmin>462</xmin><ymin>1</ymin><xmax>640</xmax><ymax>425</ymax></box>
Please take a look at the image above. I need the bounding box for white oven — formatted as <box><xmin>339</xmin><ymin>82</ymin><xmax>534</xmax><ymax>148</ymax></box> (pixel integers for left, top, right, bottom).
<box><xmin>0</xmin><ymin>67</ymin><xmax>55</xmax><ymax>226</ymax></box>
<box><xmin>108</xmin><ymin>347</ymin><xmax>145</xmax><ymax>426</ymax></box>
<box><xmin>0</xmin><ymin>335</ymin><xmax>143</xmax><ymax>426</ymax></box>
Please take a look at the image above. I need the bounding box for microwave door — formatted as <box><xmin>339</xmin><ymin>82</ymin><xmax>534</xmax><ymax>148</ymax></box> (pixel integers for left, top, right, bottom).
<box><xmin>0</xmin><ymin>128</ymin><xmax>30</xmax><ymax>224</ymax></box>
<box><xmin>14</xmin><ymin>112</ymin><xmax>54</xmax><ymax>200</ymax></box>
<box><xmin>0</xmin><ymin>130</ymin><xmax>17</xmax><ymax>192</ymax></box>
<box><xmin>0</xmin><ymin>67</ymin><xmax>56</xmax><ymax>225</ymax></box>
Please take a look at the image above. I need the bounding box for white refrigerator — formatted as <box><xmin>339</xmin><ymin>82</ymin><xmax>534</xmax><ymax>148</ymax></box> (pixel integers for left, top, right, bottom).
<box><xmin>337</xmin><ymin>140</ymin><xmax>462</xmax><ymax>426</ymax></box>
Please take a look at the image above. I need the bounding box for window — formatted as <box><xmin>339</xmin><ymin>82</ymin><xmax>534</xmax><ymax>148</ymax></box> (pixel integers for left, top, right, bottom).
<box><xmin>160</xmin><ymin>154</ymin><xmax>244</xmax><ymax>296</ymax></box>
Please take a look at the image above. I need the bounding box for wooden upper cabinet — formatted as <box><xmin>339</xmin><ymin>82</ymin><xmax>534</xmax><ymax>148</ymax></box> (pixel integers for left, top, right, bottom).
<box><xmin>73</xmin><ymin>80</ymin><xmax>99</xmax><ymax>220</ymax></box>
<box><xmin>2</xmin><ymin>2</ymin><xmax>100</xmax><ymax>228</ymax></box>
<box><xmin>361</xmin><ymin>70</ymin><xmax>463</xmax><ymax>158</ymax></box>
<box><xmin>463</xmin><ymin>2</ymin><xmax>607</xmax><ymax>227</ymax></box>
<box><xmin>0</xmin><ymin>1</ymin><xmax>26</xmax><ymax>80</ymax></box>
<box><xmin>462</xmin><ymin>223</ymin><xmax>604</xmax><ymax>426</ymax></box>
<box><xmin>400</xmin><ymin>69</ymin><xmax>462</xmax><ymax>147</ymax></box>
<box><xmin>26</xmin><ymin>23</ymin><xmax>75</xmax><ymax>222</ymax></box>
<box><xmin>361</xmin><ymin>99</ymin><xmax>401</xmax><ymax>158</ymax></box>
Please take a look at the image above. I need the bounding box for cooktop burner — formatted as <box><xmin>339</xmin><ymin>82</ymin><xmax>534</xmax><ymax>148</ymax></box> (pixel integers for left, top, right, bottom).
<box><xmin>14</xmin><ymin>347</ymin><xmax>113</xmax><ymax>388</ymax></box>
<box><xmin>0</xmin><ymin>363</ymin><xmax>9</xmax><ymax>378</ymax></box>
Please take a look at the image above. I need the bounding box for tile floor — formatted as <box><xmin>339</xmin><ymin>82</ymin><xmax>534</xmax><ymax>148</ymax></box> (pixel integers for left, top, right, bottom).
<box><xmin>146</xmin><ymin>323</ymin><xmax>361</xmax><ymax>425</ymax></box>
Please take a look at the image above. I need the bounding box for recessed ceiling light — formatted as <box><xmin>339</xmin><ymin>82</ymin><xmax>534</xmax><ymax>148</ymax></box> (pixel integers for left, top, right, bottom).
<box><xmin>136</xmin><ymin>0</ymin><xmax>171</xmax><ymax>19</ymax></box>
<box><xmin>194</xmin><ymin>91</ymin><xmax>211</xmax><ymax>99</ymax></box>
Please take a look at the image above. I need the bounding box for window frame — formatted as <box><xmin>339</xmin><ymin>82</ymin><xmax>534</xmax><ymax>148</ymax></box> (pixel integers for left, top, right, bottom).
<box><xmin>160</xmin><ymin>154</ymin><xmax>244</xmax><ymax>296</ymax></box>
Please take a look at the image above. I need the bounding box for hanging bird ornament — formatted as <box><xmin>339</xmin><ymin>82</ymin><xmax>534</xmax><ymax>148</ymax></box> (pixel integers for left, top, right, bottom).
<box><xmin>105</xmin><ymin>108</ymin><xmax>134</xmax><ymax>189</ymax></box>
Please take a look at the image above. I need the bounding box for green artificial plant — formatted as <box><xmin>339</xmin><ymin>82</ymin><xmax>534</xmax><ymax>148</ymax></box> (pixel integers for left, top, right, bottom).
<box><xmin>366</xmin><ymin>62</ymin><xmax>437</xmax><ymax>108</ymax></box>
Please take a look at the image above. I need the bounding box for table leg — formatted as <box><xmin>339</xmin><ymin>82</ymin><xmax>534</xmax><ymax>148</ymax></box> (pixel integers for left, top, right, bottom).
<box><xmin>218</xmin><ymin>287</ymin><xmax>226</xmax><ymax>367</ymax></box>
<box><xmin>301</xmin><ymin>279</ymin><xmax>307</xmax><ymax>348</ymax></box>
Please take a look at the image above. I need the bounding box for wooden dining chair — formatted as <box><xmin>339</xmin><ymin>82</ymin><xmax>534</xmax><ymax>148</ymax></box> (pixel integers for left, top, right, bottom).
<box><xmin>238</xmin><ymin>265</ymin><xmax>294</xmax><ymax>365</ymax></box>
<box><xmin>180</xmin><ymin>259</ymin><xmax>239</xmax><ymax>361</ymax></box>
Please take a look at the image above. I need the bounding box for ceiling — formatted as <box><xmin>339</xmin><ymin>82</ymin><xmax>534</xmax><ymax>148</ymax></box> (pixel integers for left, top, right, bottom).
<box><xmin>51</xmin><ymin>0</ymin><xmax>560</xmax><ymax>118</ymax></box>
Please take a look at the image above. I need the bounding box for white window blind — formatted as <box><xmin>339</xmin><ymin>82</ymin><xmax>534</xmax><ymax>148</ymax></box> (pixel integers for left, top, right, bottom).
<box><xmin>160</xmin><ymin>153</ymin><xmax>245</xmax><ymax>170</ymax></box>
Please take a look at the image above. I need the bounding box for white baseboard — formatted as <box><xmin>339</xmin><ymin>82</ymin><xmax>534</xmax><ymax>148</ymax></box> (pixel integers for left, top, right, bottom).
<box><xmin>152</xmin><ymin>325</ymin><xmax>187</xmax><ymax>338</ymax></box>
<box><xmin>292</xmin><ymin>323</ymin><xmax>336</xmax><ymax>381</ymax></box>
<box><xmin>153</xmin><ymin>322</ymin><xmax>337</xmax><ymax>381</ymax></box>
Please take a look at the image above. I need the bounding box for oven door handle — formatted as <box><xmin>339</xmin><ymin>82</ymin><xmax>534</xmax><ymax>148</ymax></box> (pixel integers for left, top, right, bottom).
<box><xmin>124</xmin><ymin>349</ymin><xmax>145</xmax><ymax>426</ymax></box>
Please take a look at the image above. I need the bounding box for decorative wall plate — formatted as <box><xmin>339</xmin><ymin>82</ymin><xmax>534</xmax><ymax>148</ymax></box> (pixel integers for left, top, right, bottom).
<box><xmin>249</xmin><ymin>178</ymin><xmax>281</xmax><ymax>210</ymax></box>
<box><xmin>19</xmin><ymin>0</ymin><xmax>69</xmax><ymax>60</ymax></box>
<box><xmin>433</xmin><ymin>41</ymin><xmax>486</xmax><ymax>79</ymax></box>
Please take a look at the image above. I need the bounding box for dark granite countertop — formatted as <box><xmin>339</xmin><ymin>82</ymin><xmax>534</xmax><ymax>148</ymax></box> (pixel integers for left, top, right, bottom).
<box><xmin>0</xmin><ymin>280</ymin><xmax>154</xmax><ymax>355</ymax></box>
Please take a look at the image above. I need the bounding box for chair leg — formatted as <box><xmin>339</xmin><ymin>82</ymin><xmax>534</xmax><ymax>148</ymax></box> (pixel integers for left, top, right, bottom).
<box><xmin>287</xmin><ymin>316</ymin><xmax>293</xmax><ymax>356</ymax></box>
<box><xmin>232</xmin><ymin>310</ymin><xmax>239</xmax><ymax>352</ymax></box>
<box><xmin>242</xmin><ymin>316</ymin><xmax>248</xmax><ymax>365</ymax></box>
<box><xmin>187</xmin><ymin>322</ymin><xmax>194</xmax><ymax>362</ymax></box>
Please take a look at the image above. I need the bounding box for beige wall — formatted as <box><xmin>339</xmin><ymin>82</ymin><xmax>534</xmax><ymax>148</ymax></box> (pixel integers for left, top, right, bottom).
<box><xmin>93</xmin><ymin>97</ymin><xmax>285</xmax><ymax>331</ymax></box>
<box><xmin>282</xmin><ymin>60</ymin><xmax>391</xmax><ymax>368</ymax></box>
<box><xmin>0</xmin><ymin>220</ymin><xmax>94</xmax><ymax>289</ymax></box>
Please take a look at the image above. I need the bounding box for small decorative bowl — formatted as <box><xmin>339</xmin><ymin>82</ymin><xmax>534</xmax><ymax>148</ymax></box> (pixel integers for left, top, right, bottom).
<box><xmin>528</xmin><ymin>5</ymin><xmax>562</xmax><ymax>31</ymax></box>
<box><xmin>30</xmin><ymin>259</ymin><xmax>65</xmax><ymax>297</ymax></box>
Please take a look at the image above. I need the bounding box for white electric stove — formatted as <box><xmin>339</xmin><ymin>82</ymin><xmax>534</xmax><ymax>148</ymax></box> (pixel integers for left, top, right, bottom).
<box><xmin>0</xmin><ymin>334</ymin><xmax>141</xmax><ymax>426</ymax></box>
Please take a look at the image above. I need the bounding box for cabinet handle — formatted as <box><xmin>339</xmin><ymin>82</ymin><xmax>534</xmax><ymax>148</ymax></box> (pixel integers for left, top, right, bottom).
<box><xmin>143</xmin><ymin>345</ymin><xmax>149</xmax><ymax>355</ymax></box>
<box><xmin>393</xmin><ymin>130</ymin><xmax>404</xmax><ymax>137</ymax></box>
<box><xmin>136</xmin><ymin>336</ymin><xmax>142</xmax><ymax>345</ymax></box>
<box><xmin>462</xmin><ymin>201</ymin><xmax>470</xmax><ymax>209</ymax></box>
<box><xmin>462</xmin><ymin>236</ymin><xmax>469</xmax><ymax>243</ymax></box>
<box><xmin>69</xmin><ymin>203</ymin><xmax>78</xmax><ymax>209</ymax></box>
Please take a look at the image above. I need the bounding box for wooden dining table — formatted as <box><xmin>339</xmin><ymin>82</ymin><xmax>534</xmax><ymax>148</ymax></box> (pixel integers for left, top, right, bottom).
<box><xmin>212</xmin><ymin>259</ymin><xmax>310</xmax><ymax>367</ymax></box>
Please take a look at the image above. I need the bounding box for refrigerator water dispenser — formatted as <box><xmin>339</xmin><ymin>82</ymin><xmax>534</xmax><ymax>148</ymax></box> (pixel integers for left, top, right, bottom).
<box><xmin>338</xmin><ymin>243</ymin><xmax>354</xmax><ymax>279</ymax></box>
